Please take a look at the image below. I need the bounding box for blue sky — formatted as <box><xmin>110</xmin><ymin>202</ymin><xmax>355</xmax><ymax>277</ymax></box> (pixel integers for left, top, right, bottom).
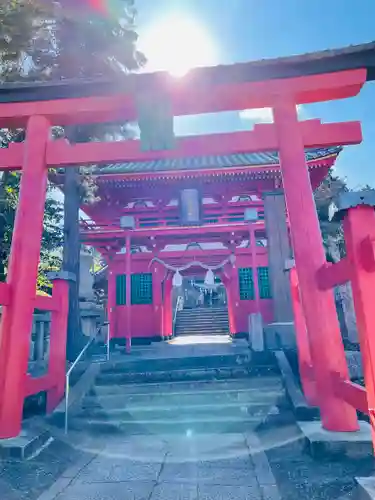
<box><xmin>135</xmin><ymin>0</ymin><xmax>375</xmax><ymax>188</ymax></box>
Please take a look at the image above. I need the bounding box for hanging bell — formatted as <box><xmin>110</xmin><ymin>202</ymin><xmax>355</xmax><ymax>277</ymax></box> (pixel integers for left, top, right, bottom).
<box><xmin>204</xmin><ymin>269</ymin><xmax>215</xmax><ymax>286</ymax></box>
<box><xmin>172</xmin><ymin>270</ymin><xmax>183</xmax><ymax>287</ymax></box>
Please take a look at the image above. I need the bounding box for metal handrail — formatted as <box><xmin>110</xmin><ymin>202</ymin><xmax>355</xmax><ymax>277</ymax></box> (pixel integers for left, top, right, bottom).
<box><xmin>106</xmin><ymin>320</ymin><xmax>111</xmax><ymax>362</ymax></box>
<box><xmin>172</xmin><ymin>295</ymin><xmax>183</xmax><ymax>336</ymax></box>
<box><xmin>64</xmin><ymin>326</ymin><xmax>102</xmax><ymax>434</ymax></box>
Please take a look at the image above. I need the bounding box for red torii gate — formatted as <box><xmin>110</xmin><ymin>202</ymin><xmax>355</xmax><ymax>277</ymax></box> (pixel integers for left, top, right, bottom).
<box><xmin>0</xmin><ymin>66</ymin><xmax>366</xmax><ymax>439</ymax></box>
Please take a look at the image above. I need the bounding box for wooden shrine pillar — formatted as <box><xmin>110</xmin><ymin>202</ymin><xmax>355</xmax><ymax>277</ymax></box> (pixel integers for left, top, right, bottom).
<box><xmin>263</xmin><ymin>190</ymin><xmax>293</xmax><ymax>322</ymax></box>
<box><xmin>0</xmin><ymin>116</ymin><xmax>49</xmax><ymax>438</ymax></box>
<box><xmin>125</xmin><ymin>235</ymin><xmax>132</xmax><ymax>353</ymax></box>
<box><xmin>273</xmin><ymin>99</ymin><xmax>358</xmax><ymax>431</ymax></box>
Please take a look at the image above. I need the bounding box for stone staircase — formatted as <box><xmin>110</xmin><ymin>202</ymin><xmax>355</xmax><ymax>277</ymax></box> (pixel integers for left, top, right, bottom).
<box><xmin>175</xmin><ymin>306</ymin><xmax>230</xmax><ymax>336</ymax></box>
<box><xmin>54</xmin><ymin>345</ymin><xmax>286</xmax><ymax>437</ymax></box>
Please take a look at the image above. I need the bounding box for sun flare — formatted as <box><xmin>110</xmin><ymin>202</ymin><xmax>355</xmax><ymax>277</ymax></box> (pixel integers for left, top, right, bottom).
<box><xmin>139</xmin><ymin>15</ymin><xmax>216</xmax><ymax>77</ymax></box>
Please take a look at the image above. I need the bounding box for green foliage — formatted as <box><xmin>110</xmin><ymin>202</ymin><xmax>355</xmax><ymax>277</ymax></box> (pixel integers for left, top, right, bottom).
<box><xmin>314</xmin><ymin>170</ymin><xmax>348</xmax><ymax>260</ymax></box>
<box><xmin>0</xmin><ymin>0</ymin><xmax>145</xmax><ymax>294</ymax></box>
<box><xmin>314</xmin><ymin>171</ymin><xmax>373</xmax><ymax>261</ymax></box>
<box><xmin>0</xmin><ymin>0</ymin><xmax>146</xmax><ymax>82</ymax></box>
<box><xmin>0</xmin><ymin>128</ymin><xmax>63</xmax><ymax>286</ymax></box>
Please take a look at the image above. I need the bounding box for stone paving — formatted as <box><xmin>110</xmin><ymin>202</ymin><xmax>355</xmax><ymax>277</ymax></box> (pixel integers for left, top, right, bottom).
<box><xmin>257</xmin><ymin>421</ymin><xmax>375</xmax><ymax>500</ymax></box>
<box><xmin>0</xmin><ymin>438</ymin><xmax>85</xmax><ymax>500</ymax></box>
<box><xmin>34</xmin><ymin>431</ymin><xmax>279</xmax><ymax>500</ymax></box>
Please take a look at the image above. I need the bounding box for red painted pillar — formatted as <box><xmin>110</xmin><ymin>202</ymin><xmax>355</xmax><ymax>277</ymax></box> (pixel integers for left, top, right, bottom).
<box><xmin>221</xmin><ymin>274</ymin><xmax>233</xmax><ymax>334</ymax></box>
<box><xmin>152</xmin><ymin>264</ymin><xmax>163</xmax><ymax>338</ymax></box>
<box><xmin>273</xmin><ymin>100</ymin><xmax>358</xmax><ymax>431</ymax></box>
<box><xmin>46</xmin><ymin>277</ymin><xmax>70</xmax><ymax>413</ymax></box>
<box><xmin>125</xmin><ymin>235</ymin><xmax>132</xmax><ymax>353</ymax></box>
<box><xmin>289</xmin><ymin>267</ymin><xmax>317</xmax><ymax>406</ymax></box>
<box><xmin>0</xmin><ymin>115</ymin><xmax>50</xmax><ymax>438</ymax></box>
<box><xmin>223</xmin><ymin>270</ymin><xmax>239</xmax><ymax>335</ymax></box>
<box><xmin>343</xmin><ymin>205</ymin><xmax>375</xmax><ymax>441</ymax></box>
<box><xmin>164</xmin><ymin>277</ymin><xmax>173</xmax><ymax>337</ymax></box>
<box><xmin>107</xmin><ymin>258</ymin><xmax>116</xmax><ymax>340</ymax></box>
<box><xmin>249</xmin><ymin>228</ymin><xmax>261</xmax><ymax>312</ymax></box>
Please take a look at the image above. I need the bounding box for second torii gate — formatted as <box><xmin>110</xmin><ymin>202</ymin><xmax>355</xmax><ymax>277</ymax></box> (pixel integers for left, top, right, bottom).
<box><xmin>0</xmin><ymin>64</ymin><xmax>366</xmax><ymax>438</ymax></box>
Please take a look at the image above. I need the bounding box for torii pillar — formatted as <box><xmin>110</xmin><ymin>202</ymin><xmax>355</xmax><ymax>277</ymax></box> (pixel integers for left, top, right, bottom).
<box><xmin>273</xmin><ymin>98</ymin><xmax>358</xmax><ymax>431</ymax></box>
<box><xmin>0</xmin><ymin>116</ymin><xmax>50</xmax><ymax>438</ymax></box>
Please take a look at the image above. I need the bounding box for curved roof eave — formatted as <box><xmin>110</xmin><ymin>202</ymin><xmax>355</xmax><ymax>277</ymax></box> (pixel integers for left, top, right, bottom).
<box><xmin>94</xmin><ymin>146</ymin><xmax>342</xmax><ymax>177</ymax></box>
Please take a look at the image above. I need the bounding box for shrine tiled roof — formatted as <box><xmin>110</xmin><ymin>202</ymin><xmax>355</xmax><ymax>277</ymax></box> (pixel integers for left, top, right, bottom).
<box><xmin>96</xmin><ymin>146</ymin><xmax>341</xmax><ymax>175</ymax></box>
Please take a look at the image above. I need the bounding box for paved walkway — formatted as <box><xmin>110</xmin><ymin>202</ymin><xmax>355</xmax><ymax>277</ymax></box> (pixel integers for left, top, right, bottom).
<box><xmin>37</xmin><ymin>432</ymin><xmax>280</xmax><ymax>500</ymax></box>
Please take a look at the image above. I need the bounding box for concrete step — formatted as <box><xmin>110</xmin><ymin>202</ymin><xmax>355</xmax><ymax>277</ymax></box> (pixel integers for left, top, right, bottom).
<box><xmin>0</xmin><ymin>425</ymin><xmax>52</xmax><ymax>461</ymax></box>
<box><xmin>91</xmin><ymin>374</ymin><xmax>283</xmax><ymax>396</ymax></box>
<box><xmin>176</xmin><ymin>316</ymin><xmax>229</xmax><ymax>321</ymax></box>
<box><xmin>76</xmin><ymin>400</ymin><xmax>276</xmax><ymax>421</ymax></box>
<box><xmin>66</xmin><ymin>414</ymin><xmax>266</xmax><ymax>435</ymax></box>
<box><xmin>175</xmin><ymin>329</ymin><xmax>229</xmax><ymax>335</ymax></box>
<box><xmin>83</xmin><ymin>387</ymin><xmax>284</xmax><ymax>410</ymax></box>
<box><xmin>95</xmin><ymin>365</ymin><xmax>278</xmax><ymax>386</ymax></box>
<box><xmin>176</xmin><ymin>324</ymin><xmax>229</xmax><ymax>329</ymax></box>
<box><xmin>178</xmin><ymin>308</ymin><xmax>228</xmax><ymax>313</ymax></box>
<box><xmin>175</xmin><ymin>323</ymin><xmax>229</xmax><ymax>329</ymax></box>
<box><xmin>177</xmin><ymin>311</ymin><xmax>228</xmax><ymax>320</ymax></box>
<box><xmin>100</xmin><ymin>353</ymin><xmax>252</xmax><ymax>374</ymax></box>
<box><xmin>177</xmin><ymin>317</ymin><xmax>229</xmax><ymax>322</ymax></box>
<box><xmin>175</xmin><ymin>322</ymin><xmax>229</xmax><ymax>328</ymax></box>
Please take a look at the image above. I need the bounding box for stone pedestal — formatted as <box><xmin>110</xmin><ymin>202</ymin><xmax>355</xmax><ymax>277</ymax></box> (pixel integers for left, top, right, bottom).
<box><xmin>263</xmin><ymin>322</ymin><xmax>296</xmax><ymax>349</ymax></box>
<box><xmin>248</xmin><ymin>313</ymin><xmax>264</xmax><ymax>351</ymax></box>
<box><xmin>80</xmin><ymin>301</ymin><xmax>102</xmax><ymax>338</ymax></box>
<box><xmin>79</xmin><ymin>248</ymin><xmax>95</xmax><ymax>301</ymax></box>
<box><xmin>79</xmin><ymin>248</ymin><xmax>103</xmax><ymax>338</ymax></box>
<box><xmin>298</xmin><ymin>420</ymin><xmax>373</xmax><ymax>459</ymax></box>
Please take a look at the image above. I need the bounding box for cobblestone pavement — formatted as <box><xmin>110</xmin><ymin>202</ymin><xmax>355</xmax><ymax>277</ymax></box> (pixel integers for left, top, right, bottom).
<box><xmin>31</xmin><ymin>431</ymin><xmax>280</xmax><ymax>500</ymax></box>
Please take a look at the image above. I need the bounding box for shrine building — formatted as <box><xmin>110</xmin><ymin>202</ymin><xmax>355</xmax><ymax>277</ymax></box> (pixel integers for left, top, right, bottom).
<box><xmin>82</xmin><ymin>145</ymin><xmax>341</xmax><ymax>345</ymax></box>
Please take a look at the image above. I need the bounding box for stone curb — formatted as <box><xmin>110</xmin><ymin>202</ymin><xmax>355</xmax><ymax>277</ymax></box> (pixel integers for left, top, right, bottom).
<box><xmin>245</xmin><ymin>432</ymin><xmax>282</xmax><ymax>500</ymax></box>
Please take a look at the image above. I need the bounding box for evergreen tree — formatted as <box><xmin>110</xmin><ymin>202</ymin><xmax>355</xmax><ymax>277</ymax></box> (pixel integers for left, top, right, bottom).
<box><xmin>0</xmin><ymin>0</ymin><xmax>145</xmax><ymax>359</ymax></box>
<box><xmin>314</xmin><ymin>170</ymin><xmax>348</xmax><ymax>261</ymax></box>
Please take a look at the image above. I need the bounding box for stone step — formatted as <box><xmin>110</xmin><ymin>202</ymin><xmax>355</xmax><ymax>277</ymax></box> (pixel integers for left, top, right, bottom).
<box><xmin>175</xmin><ymin>330</ymin><xmax>229</xmax><ymax>335</ymax></box>
<box><xmin>83</xmin><ymin>387</ymin><xmax>284</xmax><ymax>410</ymax></box>
<box><xmin>76</xmin><ymin>400</ymin><xmax>276</xmax><ymax>422</ymax></box>
<box><xmin>176</xmin><ymin>315</ymin><xmax>229</xmax><ymax>320</ymax></box>
<box><xmin>176</xmin><ymin>317</ymin><xmax>229</xmax><ymax>323</ymax></box>
<box><xmin>179</xmin><ymin>307</ymin><xmax>228</xmax><ymax>312</ymax></box>
<box><xmin>66</xmin><ymin>414</ymin><xmax>265</xmax><ymax>435</ymax></box>
<box><xmin>95</xmin><ymin>365</ymin><xmax>278</xmax><ymax>386</ymax></box>
<box><xmin>0</xmin><ymin>425</ymin><xmax>52</xmax><ymax>461</ymax></box>
<box><xmin>176</xmin><ymin>312</ymin><xmax>229</xmax><ymax>319</ymax></box>
<box><xmin>175</xmin><ymin>326</ymin><xmax>229</xmax><ymax>331</ymax></box>
<box><xmin>100</xmin><ymin>353</ymin><xmax>253</xmax><ymax>374</ymax></box>
<box><xmin>175</xmin><ymin>322</ymin><xmax>229</xmax><ymax>328</ymax></box>
<box><xmin>92</xmin><ymin>375</ymin><xmax>283</xmax><ymax>396</ymax></box>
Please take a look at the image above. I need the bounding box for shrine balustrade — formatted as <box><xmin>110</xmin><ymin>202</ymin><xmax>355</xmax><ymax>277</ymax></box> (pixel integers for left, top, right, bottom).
<box><xmin>80</xmin><ymin>217</ymin><xmax>267</xmax><ymax>235</ymax></box>
<box><xmin>0</xmin><ymin>272</ymin><xmax>70</xmax><ymax>419</ymax></box>
<box><xmin>81</xmin><ymin>201</ymin><xmax>265</xmax><ymax>231</ymax></box>
<box><xmin>290</xmin><ymin>191</ymin><xmax>375</xmax><ymax>448</ymax></box>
